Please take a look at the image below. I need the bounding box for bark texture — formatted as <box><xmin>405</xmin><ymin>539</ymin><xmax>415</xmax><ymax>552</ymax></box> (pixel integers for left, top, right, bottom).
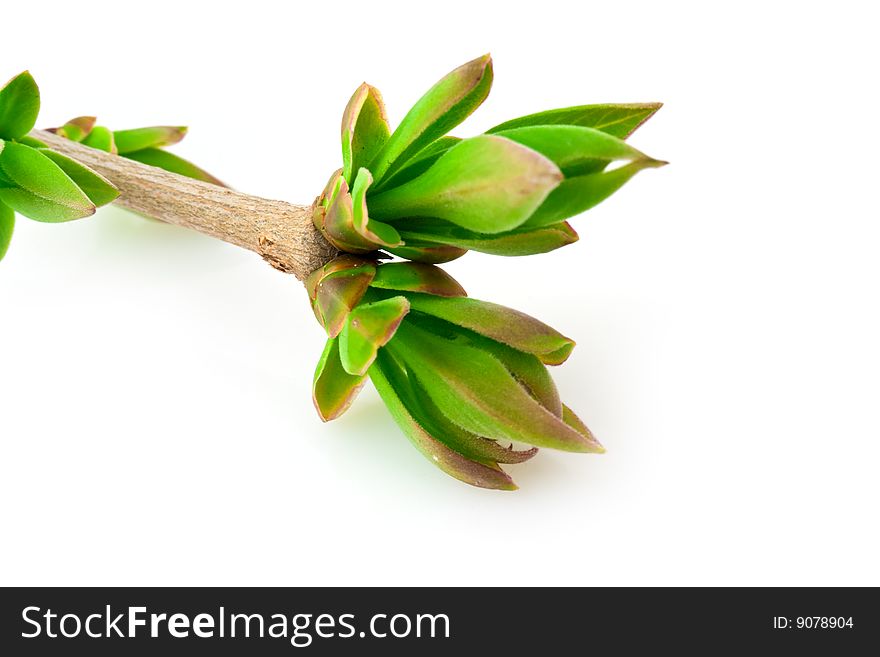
<box><xmin>31</xmin><ymin>129</ymin><xmax>338</xmax><ymax>279</ymax></box>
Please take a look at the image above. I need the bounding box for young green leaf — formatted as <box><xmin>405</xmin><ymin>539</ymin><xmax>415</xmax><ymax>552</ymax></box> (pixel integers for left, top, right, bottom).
<box><xmin>384</xmin><ymin>241</ymin><xmax>467</xmax><ymax>264</ymax></box>
<box><xmin>399</xmin><ymin>219</ymin><xmax>579</xmax><ymax>256</ymax></box>
<box><xmin>487</xmin><ymin>102</ymin><xmax>662</xmax><ymax>139</ymax></box>
<box><xmin>0</xmin><ymin>202</ymin><xmax>14</xmax><ymax>261</ymax></box>
<box><xmin>16</xmin><ymin>136</ymin><xmax>47</xmax><ymax>149</ymax></box>
<box><xmin>494</xmin><ymin>125</ymin><xmax>652</xmax><ymax>177</ymax></box>
<box><xmin>0</xmin><ymin>71</ymin><xmax>40</xmax><ymax>141</ymax></box>
<box><xmin>379</xmin><ymin>135</ymin><xmax>461</xmax><ymax>190</ymax></box>
<box><xmin>370</xmin><ymin>261</ymin><xmax>467</xmax><ymax>297</ymax></box>
<box><xmin>561</xmin><ymin>404</ymin><xmax>599</xmax><ymax>448</ymax></box>
<box><xmin>350</xmin><ymin>168</ymin><xmax>402</xmax><ymax>247</ymax></box>
<box><xmin>406</xmin><ymin>294</ymin><xmax>575</xmax><ymax>365</ymax></box>
<box><xmin>54</xmin><ymin>116</ymin><xmax>96</xmax><ymax>142</ymax></box>
<box><xmin>0</xmin><ymin>142</ymin><xmax>95</xmax><ymax>222</ymax></box>
<box><xmin>313</xmin><ymin>337</ymin><xmax>368</xmax><ymax>421</ymax></box>
<box><xmin>389</xmin><ymin>322</ymin><xmax>600</xmax><ymax>452</ymax></box>
<box><xmin>81</xmin><ymin>126</ymin><xmax>117</xmax><ymax>153</ymax></box>
<box><xmin>113</xmin><ymin>126</ymin><xmax>188</xmax><ymax>154</ymax></box>
<box><xmin>339</xmin><ymin>296</ymin><xmax>410</xmax><ymax>376</ymax></box>
<box><xmin>408</xmin><ymin>373</ymin><xmax>538</xmax><ymax>465</ymax></box>
<box><xmin>368</xmin><ymin>135</ymin><xmax>562</xmax><ymax>234</ymax></box>
<box><xmin>312</xmin><ymin>265</ymin><xmax>377</xmax><ymax>338</ymax></box>
<box><xmin>370</xmin><ymin>351</ymin><xmax>518</xmax><ymax>490</ymax></box>
<box><xmin>39</xmin><ymin>149</ymin><xmax>119</xmax><ymax>206</ymax></box>
<box><xmin>123</xmin><ymin>148</ymin><xmax>226</xmax><ymax>186</ymax></box>
<box><xmin>523</xmin><ymin>158</ymin><xmax>666</xmax><ymax>228</ymax></box>
<box><xmin>341</xmin><ymin>84</ymin><xmax>390</xmax><ymax>184</ymax></box>
<box><xmin>369</xmin><ymin>55</ymin><xmax>493</xmax><ymax>186</ymax></box>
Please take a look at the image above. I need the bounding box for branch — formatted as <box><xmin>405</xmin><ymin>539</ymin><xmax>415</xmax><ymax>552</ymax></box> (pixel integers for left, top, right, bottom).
<box><xmin>31</xmin><ymin>129</ymin><xmax>338</xmax><ymax>279</ymax></box>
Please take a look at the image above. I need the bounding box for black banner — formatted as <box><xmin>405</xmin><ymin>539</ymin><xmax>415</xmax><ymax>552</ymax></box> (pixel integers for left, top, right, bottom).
<box><xmin>1</xmin><ymin>587</ymin><xmax>876</xmax><ymax>654</ymax></box>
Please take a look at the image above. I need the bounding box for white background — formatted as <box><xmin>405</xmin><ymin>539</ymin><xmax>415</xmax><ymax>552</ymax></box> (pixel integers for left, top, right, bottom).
<box><xmin>1</xmin><ymin>1</ymin><xmax>878</xmax><ymax>586</ymax></box>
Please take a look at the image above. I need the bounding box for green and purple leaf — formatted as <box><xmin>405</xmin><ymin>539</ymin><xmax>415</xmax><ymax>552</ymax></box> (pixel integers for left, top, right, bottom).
<box><xmin>399</xmin><ymin>219</ymin><xmax>579</xmax><ymax>256</ymax></box>
<box><xmin>370</xmin><ymin>351</ymin><xmax>518</xmax><ymax>490</ymax></box>
<box><xmin>562</xmin><ymin>403</ymin><xmax>600</xmax><ymax>449</ymax></box>
<box><xmin>0</xmin><ymin>71</ymin><xmax>40</xmax><ymax>141</ymax></box>
<box><xmin>368</xmin><ymin>135</ymin><xmax>562</xmax><ymax>233</ymax></box>
<box><xmin>339</xmin><ymin>296</ymin><xmax>410</xmax><ymax>376</ymax></box>
<box><xmin>313</xmin><ymin>337</ymin><xmax>368</xmax><ymax>421</ymax></box>
<box><xmin>113</xmin><ymin>126</ymin><xmax>188</xmax><ymax>154</ymax></box>
<box><xmin>341</xmin><ymin>84</ymin><xmax>390</xmax><ymax>184</ymax></box>
<box><xmin>384</xmin><ymin>241</ymin><xmax>467</xmax><ymax>264</ymax></box>
<box><xmin>369</xmin><ymin>54</ymin><xmax>493</xmax><ymax>186</ymax></box>
<box><xmin>405</xmin><ymin>294</ymin><xmax>575</xmax><ymax>365</ymax></box>
<box><xmin>370</xmin><ymin>261</ymin><xmax>467</xmax><ymax>297</ymax></box>
<box><xmin>389</xmin><ymin>321</ymin><xmax>600</xmax><ymax>452</ymax></box>
<box><xmin>350</xmin><ymin>168</ymin><xmax>402</xmax><ymax>248</ymax></box>
<box><xmin>408</xmin><ymin>374</ymin><xmax>538</xmax><ymax>465</ymax></box>
<box><xmin>487</xmin><ymin>102</ymin><xmax>662</xmax><ymax>139</ymax></box>
<box><xmin>310</xmin><ymin>261</ymin><xmax>377</xmax><ymax>337</ymax></box>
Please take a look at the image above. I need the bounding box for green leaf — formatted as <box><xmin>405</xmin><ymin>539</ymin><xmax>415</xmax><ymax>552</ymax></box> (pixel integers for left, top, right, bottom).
<box><xmin>369</xmin><ymin>54</ymin><xmax>493</xmax><ymax>186</ymax></box>
<box><xmin>313</xmin><ymin>338</ymin><xmax>367</xmax><ymax>421</ymax></box>
<box><xmin>495</xmin><ymin>125</ymin><xmax>652</xmax><ymax>177</ymax></box>
<box><xmin>408</xmin><ymin>373</ymin><xmax>538</xmax><ymax>464</ymax></box>
<box><xmin>124</xmin><ymin>148</ymin><xmax>226</xmax><ymax>186</ymax></box>
<box><xmin>384</xmin><ymin>241</ymin><xmax>467</xmax><ymax>264</ymax></box>
<box><xmin>468</xmin><ymin>331</ymin><xmax>563</xmax><ymax>417</ymax></box>
<box><xmin>17</xmin><ymin>136</ymin><xmax>47</xmax><ymax>148</ymax></box>
<box><xmin>487</xmin><ymin>102</ymin><xmax>662</xmax><ymax>139</ymax></box>
<box><xmin>350</xmin><ymin>168</ymin><xmax>402</xmax><ymax>247</ymax></box>
<box><xmin>310</xmin><ymin>262</ymin><xmax>377</xmax><ymax>338</ymax></box>
<box><xmin>0</xmin><ymin>72</ymin><xmax>40</xmax><ymax>140</ymax></box>
<box><xmin>389</xmin><ymin>321</ymin><xmax>601</xmax><ymax>452</ymax></box>
<box><xmin>523</xmin><ymin>158</ymin><xmax>666</xmax><ymax>228</ymax></box>
<box><xmin>562</xmin><ymin>404</ymin><xmax>600</xmax><ymax>448</ymax></box>
<box><xmin>0</xmin><ymin>202</ymin><xmax>13</xmax><ymax>261</ymax></box>
<box><xmin>0</xmin><ymin>142</ymin><xmax>95</xmax><ymax>222</ymax></box>
<box><xmin>380</xmin><ymin>136</ymin><xmax>461</xmax><ymax>190</ymax></box>
<box><xmin>38</xmin><ymin>149</ymin><xmax>119</xmax><ymax>206</ymax></box>
<box><xmin>81</xmin><ymin>126</ymin><xmax>116</xmax><ymax>153</ymax></box>
<box><xmin>370</xmin><ymin>261</ymin><xmax>467</xmax><ymax>297</ymax></box>
<box><xmin>316</xmin><ymin>173</ymin><xmax>382</xmax><ymax>253</ymax></box>
<box><xmin>55</xmin><ymin>116</ymin><xmax>96</xmax><ymax>142</ymax></box>
<box><xmin>370</xmin><ymin>351</ymin><xmax>518</xmax><ymax>490</ymax></box>
<box><xmin>368</xmin><ymin>135</ymin><xmax>562</xmax><ymax>234</ymax></box>
<box><xmin>406</xmin><ymin>294</ymin><xmax>575</xmax><ymax>365</ymax></box>
<box><xmin>341</xmin><ymin>84</ymin><xmax>390</xmax><ymax>184</ymax></box>
<box><xmin>113</xmin><ymin>126</ymin><xmax>187</xmax><ymax>154</ymax></box>
<box><xmin>339</xmin><ymin>296</ymin><xmax>410</xmax><ymax>376</ymax></box>
<box><xmin>399</xmin><ymin>219</ymin><xmax>579</xmax><ymax>256</ymax></box>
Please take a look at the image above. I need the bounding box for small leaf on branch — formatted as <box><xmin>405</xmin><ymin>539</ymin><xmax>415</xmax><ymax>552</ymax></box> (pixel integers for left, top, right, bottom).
<box><xmin>113</xmin><ymin>126</ymin><xmax>188</xmax><ymax>154</ymax></box>
<box><xmin>0</xmin><ymin>142</ymin><xmax>95</xmax><ymax>222</ymax></box>
<box><xmin>487</xmin><ymin>102</ymin><xmax>662</xmax><ymax>139</ymax></box>
<box><xmin>368</xmin><ymin>135</ymin><xmax>562</xmax><ymax>233</ymax></box>
<box><xmin>0</xmin><ymin>71</ymin><xmax>40</xmax><ymax>141</ymax></box>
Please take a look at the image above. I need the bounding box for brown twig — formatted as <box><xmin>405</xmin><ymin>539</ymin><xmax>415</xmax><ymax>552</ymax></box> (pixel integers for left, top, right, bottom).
<box><xmin>31</xmin><ymin>129</ymin><xmax>338</xmax><ymax>279</ymax></box>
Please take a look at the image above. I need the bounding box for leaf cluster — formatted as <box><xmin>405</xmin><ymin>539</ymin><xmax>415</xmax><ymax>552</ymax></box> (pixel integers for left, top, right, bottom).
<box><xmin>0</xmin><ymin>72</ymin><xmax>118</xmax><ymax>260</ymax></box>
<box><xmin>307</xmin><ymin>256</ymin><xmax>601</xmax><ymax>489</ymax></box>
<box><xmin>313</xmin><ymin>55</ymin><xmax>664</xmax><ymax>263</ymax></box>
